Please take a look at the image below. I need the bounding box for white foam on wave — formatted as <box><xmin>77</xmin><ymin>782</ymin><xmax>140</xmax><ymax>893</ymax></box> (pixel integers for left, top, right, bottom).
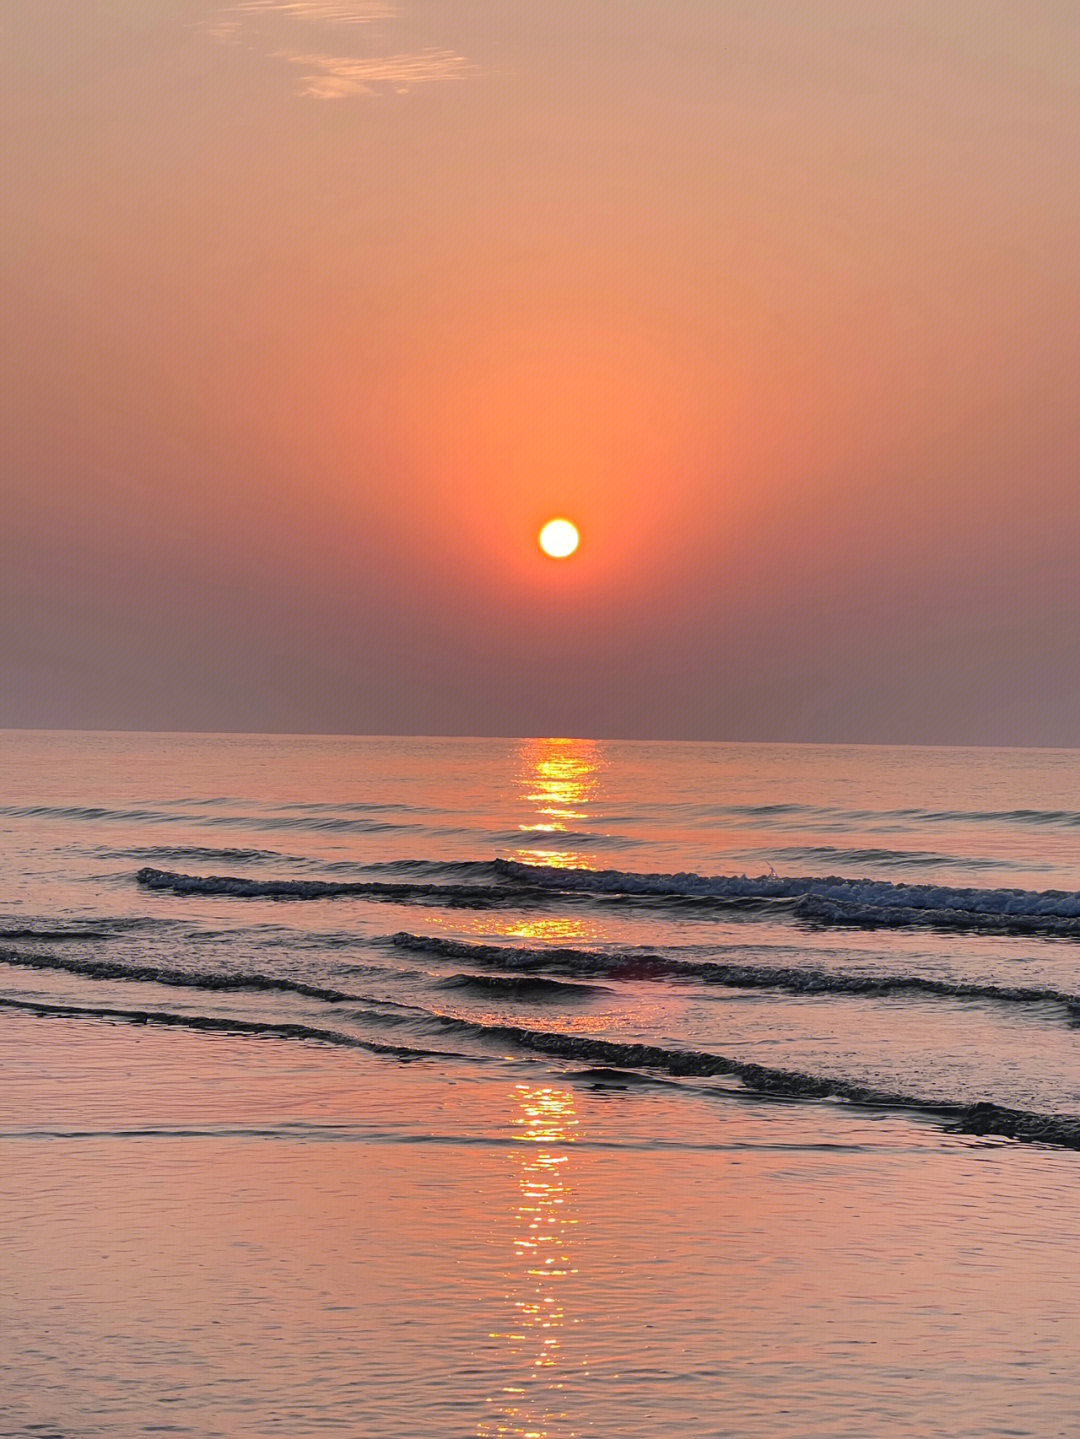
<box><xmin>494</xmin><ymin>861</ymin><xmax>1080</xmax><ymax>931</ymax></box>
<box><xmin>135</xmin><ymin>861</ymin><xmax>1080</xmax><ymax>934</ymax></box>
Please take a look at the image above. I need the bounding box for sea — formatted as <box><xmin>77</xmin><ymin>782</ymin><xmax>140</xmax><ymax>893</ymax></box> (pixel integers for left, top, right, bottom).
<box><xmin>6</xmin><ymin>730</ymin><xmax>1080</xmax><ymax>1438</ymax></box>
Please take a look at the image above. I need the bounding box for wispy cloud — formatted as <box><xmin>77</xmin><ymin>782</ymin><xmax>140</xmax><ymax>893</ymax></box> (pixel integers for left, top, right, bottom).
<box><xmin>229</xmin><ymin>1</ymin><xmax>394</xmax><ymax>22</ymax></box>
<box><xmin>208</xmin><ymin>0</ymin><xmax>474</xmax><ymax>99</ymax></box>
<box><xmin>280</xmin><ymin>49</ymin><xmax>473</xmax><ymax>98</ymax></box>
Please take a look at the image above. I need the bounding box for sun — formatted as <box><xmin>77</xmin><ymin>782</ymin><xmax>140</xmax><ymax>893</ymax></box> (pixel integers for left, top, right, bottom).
<box><xmin>538</xmin><ymin>518</ymin><xmax>580</xmax><ymax>559</ymax></box>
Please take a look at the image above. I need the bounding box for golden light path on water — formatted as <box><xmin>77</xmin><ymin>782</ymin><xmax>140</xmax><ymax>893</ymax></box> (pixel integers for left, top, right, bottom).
<box><xmin>513</xmin><ymin>737</ymin><xmax>604</xmax><ymax>873</ymax></box>
<box><xmin>426</xmin><ymin>735</ymin><xmax>607</xmax><ymax>945</ymax></box>
<box><xmin>481</xmin><ymin>1083</ymin><xmax>583</xmax><ymax>1438</ymax></box>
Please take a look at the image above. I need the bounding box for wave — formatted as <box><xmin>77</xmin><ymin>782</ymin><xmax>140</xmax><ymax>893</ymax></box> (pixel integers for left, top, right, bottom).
<box><xmin>793</xmin><ymin>892</ymin><xmax>1080</xmax><ymax>935</ymax></box>
<box><xmin>135</xmin><ymin>865</ymin><xmax>522</xmax><ymax>907</ymax></box>
<box><xmin>256</xmin><ymin>815</ymin><xmax>417</xmax><ymax>835</ymax></box>
<box><xmin>12</xmin><ymin>927</ymin><xmax>1073</xmax><ymax>1019</ymax></box>
<box><xmin>717</xmin><ymin>801</ymin><xmax>1080</xmax><ymax>829</ymax></box>
<box><xmin>94</xmin><ymin>844</ymin><xmax>283</xmax><ymax>864</ymax></box>
<box><xmin>757</xmin><ymin>844</ymin><xmax>1014</xmax><ymax>871</ymax></box>
<box><xmin>13</xmin><ymin>796</ymin><xmax>1080</xmax><ymax>835</ymax></box>
<box><xmin>322</xmin><ymin>857</ymin><xmax>508</xmax><ymax>880</ymax></box>
<box><xmin>0</xmin><ymin>802</ymin><xmax>180</xmax><ymax>824</ymax></box>
<box><xmin>275</xmin><ymin>800</ymin><xmax>426</xmax><ymax>815</ymax></box>
<box><xmin>0</xmin><ymin>947</ymin><xmax>359</xmax><ymax>1003</ymax></box>
<box><xmin>565</xmin><ymin>1066</ymin><xmax>670</xmax><ymax>1087</ymax></box>
<box><xmin>434</xmin><ymin>972</ymin><xmax>609</xmax><ymax>1001</ymax></box>
<box><xmin>0</xmin><ymin>801</ymin><xmax>419</xmax><ymax>837</ymax></box>
<box><xmin>10</xmin><ymin>980</ymin><xmax>1080</xmax><ymax>1151</ymax></box>
<box><xmin>386</xmin><ymin>1008</ymin><xmax>1080</xmax><ymax>1152</ymax></box>
<box><xmin>0</xmin><ymin>913</ymin><xmax>159</xmax><ymax>941</ymax></box>
<box><xmin>493</xmin><ymin>862</ymin><xmax>1080</xmax><ymax>934</ymax></box>
<box><xmin>135</xmin><ymin>857</ymin><xmax>1080</xmax><ymax>938</ymax></box>
<box><xmin>0</xmin><ymin>925</ymin><xmax>117</xmax><ymax>942</ymax></box>
<box><xmin>389</xmin><ymin>933</ymin><xmax>1080</xmax><ymax>1011</ymax></box>
<box><xmin>488</xmin><ymin>828</ymin><xmax>642</xmax><ymax>850</ymax></box>
<box><xmin>718</xmin><ymin>802</ymin><xmax>810</xmax><ymax>818</ymax></box>
<box><xmin>900</xmin><ymin>806</ymin><xmax>1080</xmax><ymax>828</ymax></box>
<box><xmin>0</xmin><ymin>945</ymin><xmax>605</xmax><ymax>1008</ymax></box>
<box><xmin>0</xmin><ymin>994</ymin><xmax>449</xmax><ymax>1061</ymax></box>
<box><xmin>136</xmin><ymin>861</ymin><xmax>1080</xmax><ymax>937</ymax></box>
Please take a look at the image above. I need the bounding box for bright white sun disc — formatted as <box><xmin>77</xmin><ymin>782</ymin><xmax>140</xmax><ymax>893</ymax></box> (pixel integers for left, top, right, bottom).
<box><xmin>539</xmin><ymin>518</ymin><xmax>580</xmax><ymax>558</ymax></box>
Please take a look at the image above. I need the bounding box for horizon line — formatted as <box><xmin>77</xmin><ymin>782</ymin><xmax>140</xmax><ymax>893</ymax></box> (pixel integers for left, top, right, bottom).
<box><xmin>2</xmin><ymin>725</ymin><xmax>1079</xmax><ymax>754</ymax></box>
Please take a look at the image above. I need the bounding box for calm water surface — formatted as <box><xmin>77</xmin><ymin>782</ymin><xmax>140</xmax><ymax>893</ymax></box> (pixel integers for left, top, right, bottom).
<box><xmin>6</xmin><ymin>731</ymin><xmax>1080</xmax><ymax>1436</ymax></box>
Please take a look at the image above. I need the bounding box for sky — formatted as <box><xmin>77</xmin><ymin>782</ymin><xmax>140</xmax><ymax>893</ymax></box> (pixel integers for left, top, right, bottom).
<box><xmin>3</xmin><ymin>0</ymin><xmax>1080</xmax><ymax>743</ymax></box>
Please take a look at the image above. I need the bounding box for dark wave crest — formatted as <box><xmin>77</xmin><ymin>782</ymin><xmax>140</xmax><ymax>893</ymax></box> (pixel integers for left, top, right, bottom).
<box><xmin>434</xmin><ymin>972</ymin><xmax>609</xmax><ymax>1001</ymax></box>
<box><xmin>717</xmin><ymin>801</ymin><xmax>1080</xmax><ymax>829</ymax></box>
<box><xmin>0</xmin><ymin>925</ymin><xmax>117</xmax><ymax>942</ymax></box>
<box><xmin>0</xmin><ymin>994</ymin><xmax>450</xmax><ymax>1061</ymax></box>
<box><xmin>0</xmin><ymin>947</ymin><xmax>358</xmax><ymax>1003</ymax></box>
<box><xmin>389</xmin><ymin>932</ymin><xmax>1080</xmax><ymax>1012</ymax></box>
<box><xmin>12</xmin><ymin>927</ymin><xmax>1074</xmax><ymax>1020</ymax></box>
<box><xmin>97</xmin><ymin>845</ymin><xmax>282</xmax><ymax>864</ymax></box>
<box><xmin>409</xmin><ymin>1011</ymin><xmax>1080</xmax><ymax>1151</ymax></box>
<box><xmin>758</xmin><ymin>844</ymin><xmax>1014</xmax><ymax>872</ymax></box>
<box><xmin>135</xmin><ymin>865</ymin><xmax>521</xmax><ymax>908</ymax></box>
<box><xmin>9</xmin><ymin>982</ymin><xmax>1080</xmax><ymax>1151</ymax></box>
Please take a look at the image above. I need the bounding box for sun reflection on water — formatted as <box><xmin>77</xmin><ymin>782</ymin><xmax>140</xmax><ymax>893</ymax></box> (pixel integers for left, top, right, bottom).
<box><xmin>428</xmin><ymin>912</ymin><xmax>604</xmax><ymax>944</ymax></box>
<box><xmin>512</xmin><ymin>738</ymin><xmax>604</xmax><ymax>872</ymax></box>
<box><xmin>480</xmin><ymin>1083</ymin><xmax>582</xmax><ymax>1438</ymax></box>
<box><xmin>495</xmin><ymin>917</ymin><xmax>601</xmax><ymax>943</ymax></box>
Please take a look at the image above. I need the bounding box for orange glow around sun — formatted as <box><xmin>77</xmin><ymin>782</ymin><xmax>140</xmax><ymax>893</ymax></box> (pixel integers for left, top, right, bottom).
<box><xmin>538</xmin><ymin>519</ymin><xmax>580</xmax><ymax>558</ymax></box>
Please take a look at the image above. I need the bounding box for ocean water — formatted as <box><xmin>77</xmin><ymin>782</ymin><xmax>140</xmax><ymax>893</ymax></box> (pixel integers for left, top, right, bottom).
<box><xmin>7</xmin><ymin>730</ymin><xmax>1080</xmax><ymax>1437</ymax></box>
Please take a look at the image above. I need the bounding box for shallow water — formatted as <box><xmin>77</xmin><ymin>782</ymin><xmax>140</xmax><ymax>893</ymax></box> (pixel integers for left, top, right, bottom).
<box><xmin>6</xmin><ymin>731</ymin><xmax>1080</xmax><ymax>1435</ymax></box>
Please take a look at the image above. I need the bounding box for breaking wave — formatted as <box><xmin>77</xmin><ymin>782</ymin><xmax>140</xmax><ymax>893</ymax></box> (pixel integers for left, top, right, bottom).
<box><xmin>136</xmin><ymin>860</ymin><xmax>1080</xmax><ymax>935</ymax></box>
<box><xmin>493</xmin><ymin>862</ymin><xmax>1080</xmax><ymax>934</ymax></box>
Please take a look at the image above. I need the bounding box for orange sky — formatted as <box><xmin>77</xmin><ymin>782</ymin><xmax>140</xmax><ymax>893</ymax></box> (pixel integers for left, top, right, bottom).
<box><xmin>4</xmin><ymin>2</ymin><xmax>1080</xmax><ymax>741</ymax></box>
